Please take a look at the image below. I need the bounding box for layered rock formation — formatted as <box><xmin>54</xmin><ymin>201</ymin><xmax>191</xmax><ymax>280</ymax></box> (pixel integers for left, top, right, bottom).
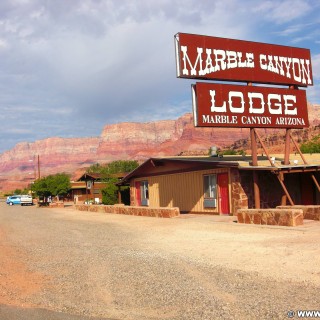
<box><xmin>0</xmin><ymin>113</ymin><xmax>250</xmax><ymax>191</ymax></box>
<box><xmin>230</xmin><ymin>103</ymin><xmax>320</xmax><ymax>154</ymax></box>
<box><xmin>97</xmin><ymin>113</ymin><xmax>253</xmax><ymax>159</ymax></box>
<box><xmin>1</xmin><ymin>103</ymin><xmax>319</xmax><ymax>192</ymax></box>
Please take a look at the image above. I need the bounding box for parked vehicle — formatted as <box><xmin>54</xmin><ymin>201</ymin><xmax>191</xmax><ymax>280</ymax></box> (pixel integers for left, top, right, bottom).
<box><xmin>20</xmin><ymin>195</ymin><xmax>33</xmax><ymax>206</ymax></box>
<box><xmin>6</xmin><ymin>195</ymin><xmax>21</xmax><ymax>205</ymax></box>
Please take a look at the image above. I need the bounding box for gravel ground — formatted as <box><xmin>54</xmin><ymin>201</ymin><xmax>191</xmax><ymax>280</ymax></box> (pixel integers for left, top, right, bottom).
<box><xmin>1</xmin><ymin>202</ymin><xmax>320</xmax><ymax>320</ymax></box>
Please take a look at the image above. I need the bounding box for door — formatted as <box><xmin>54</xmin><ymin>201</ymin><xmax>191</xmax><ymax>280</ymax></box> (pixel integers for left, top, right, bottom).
<box><xmin>135</xmin><ymin>181</ymin><xmax>141</xmax><ymax>206</ymax></box>
<box><xmin>218</xmin><ymin>173</ymin><xmax>230</xmax><ymax>214</ymax></box>
<box><xmin>301</xmin><ymin>174</ymin><xmax>314</xmax><ymax>205</ymax></box>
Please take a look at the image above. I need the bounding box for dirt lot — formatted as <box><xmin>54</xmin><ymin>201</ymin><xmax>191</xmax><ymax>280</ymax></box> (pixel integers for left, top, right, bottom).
<box><xmin>1</xmin><ymin>201</ymin><xmax>320</xmax><ymax>319</ymax></box>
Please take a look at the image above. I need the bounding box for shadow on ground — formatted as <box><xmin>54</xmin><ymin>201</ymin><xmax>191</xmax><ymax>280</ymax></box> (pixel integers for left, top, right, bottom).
<box><xmin>0</xmin><ymin>304</ymin><xmax>116</xmax><ymax>320</ymax></box>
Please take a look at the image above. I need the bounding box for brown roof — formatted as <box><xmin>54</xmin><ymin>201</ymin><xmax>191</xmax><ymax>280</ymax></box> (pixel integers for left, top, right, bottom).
<box><xmin>76</xmin><ymin>172</ymin><xmax>128</xmax><ymax>182</ymax></box>
<box><xmin>119</xmin><ymin>154</ymin><xmax>320</xmax><ymax>184</ymax></box>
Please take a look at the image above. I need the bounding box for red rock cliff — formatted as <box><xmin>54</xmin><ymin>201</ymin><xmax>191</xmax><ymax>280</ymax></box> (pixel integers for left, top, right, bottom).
<box><xmin>1</xmin><ymin>104</ymin><xmax>319</xmax><ymax>192</ymax></box>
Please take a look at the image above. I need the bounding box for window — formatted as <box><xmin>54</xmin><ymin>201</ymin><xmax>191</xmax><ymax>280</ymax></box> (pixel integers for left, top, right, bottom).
<box><xmin>93</xmin><ymin>189</ymin><xmax>100</xmax><ymax>194</ymax></box>
<box><xmin>141</xmin><ymin>180</ymin><xmax>149</xmax><ymax>206</ymax></box>
<box><xmin>203</xmin><ymin>174</ymin><xmax>217</xmax><ymax>208</ymax></box>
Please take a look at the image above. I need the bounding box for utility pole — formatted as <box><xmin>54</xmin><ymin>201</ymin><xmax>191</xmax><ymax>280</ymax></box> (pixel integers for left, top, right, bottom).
<box><xmin>37</xmin><ymin>155</ymin><xmax>41</xmax><ymax>179</ymax></box>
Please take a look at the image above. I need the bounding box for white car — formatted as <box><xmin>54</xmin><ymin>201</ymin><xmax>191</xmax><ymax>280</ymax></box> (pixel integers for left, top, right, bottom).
<box><xmin>20</xmin><ymin>195</ymin><xmax>33</xmax><ymax>206</ymax></box>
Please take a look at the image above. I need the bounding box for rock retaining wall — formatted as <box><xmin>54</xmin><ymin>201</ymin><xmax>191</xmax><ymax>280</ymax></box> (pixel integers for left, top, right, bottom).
<box><xmin>237</xmin><ymin>209</ymin><xmax>304</xmax><ymax>226</ymax></box>
<box><xmin>49</xmin><ymin>202</ymin><xmax>65</xmax><ymax>208</ymax></box>
<box><xmin>37</xmin><ymin>202</ymin><xmax>64</xmax><ymax>208</ymax></box>
<box><xmin>277</xmin><ymin>205</ymin><xmax>320</xmax><ymax>221</ymax></box>
<box><xmin>75</xmin><ymin>204</ymin><xmax>180</xmax><ymax>218</ymax></box>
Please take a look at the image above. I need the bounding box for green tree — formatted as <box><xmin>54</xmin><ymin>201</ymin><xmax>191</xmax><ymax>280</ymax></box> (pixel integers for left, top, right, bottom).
<box><xmin>32</xmin><ymin>173</ymin><xmax>71</xmax><ymax>200</ymax></box>
<box><xmin>12</xmin><ymin>187</ymin><xmax>32</xmax><ymax>195</ymax></box>
<box><xmin>101</xmin><ymin>178</ymin><xmax>118</xmax><ymax>205</ymax></box>
<box><xmin>87</xmin><ymin>160</ymin><xmax>139</xmax><ymax>175</ymax></box>
<box><xmin>86</xmin><ymin>160</ymin><xmax>139</xmax><ymax>205</ymax></box>
<box><xmin>300</xmin><ymin>135</ymin><xmax>320</xmax><ymax>154</ymax></box>
<box><xmin>106</xmin><ymin>160</ymin><xmax>139</xmax><ymax>174</ymax></box>
<box><xmin>220</xmin><ymin>149</ymin><xmax>237</xmax><ymax>155</ymax></box>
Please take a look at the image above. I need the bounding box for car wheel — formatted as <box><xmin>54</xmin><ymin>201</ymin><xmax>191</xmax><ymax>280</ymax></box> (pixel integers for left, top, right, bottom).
<box><xmin>9</xmin><ymin>202</ymin><xmax>13</xmax><ymax>206</ymax></box>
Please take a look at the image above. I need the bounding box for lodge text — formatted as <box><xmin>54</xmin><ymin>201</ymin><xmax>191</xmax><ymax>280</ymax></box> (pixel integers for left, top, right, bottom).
<box><xmin>194</xmin><ymin>84</ymin><xmax>308</xmax><ymax>128</ymax></box>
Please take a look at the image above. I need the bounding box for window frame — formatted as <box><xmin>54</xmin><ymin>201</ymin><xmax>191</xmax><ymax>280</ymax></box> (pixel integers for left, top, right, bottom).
<box><xmin>203</xmin><ymin>174</ymin><xmax>217</xmax><ymax>208</ymax></box>
<box><xmin>140</xmin><ymin>180</ymin><xmax>149</xmax><ymax>206</ymax></box>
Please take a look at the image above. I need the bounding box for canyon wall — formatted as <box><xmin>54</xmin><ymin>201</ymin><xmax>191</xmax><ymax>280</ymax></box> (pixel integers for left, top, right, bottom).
<box><xmin>1</xmin><ymin>103</ymin><xmax>319</xmax><ymax>192</ymax></box>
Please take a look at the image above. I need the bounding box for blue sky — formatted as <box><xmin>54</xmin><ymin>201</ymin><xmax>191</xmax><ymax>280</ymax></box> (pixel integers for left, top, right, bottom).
<box><xmin>0</xmin><ymin>0</ymin><xmax>319</xmax><ymax>153</ymax></box>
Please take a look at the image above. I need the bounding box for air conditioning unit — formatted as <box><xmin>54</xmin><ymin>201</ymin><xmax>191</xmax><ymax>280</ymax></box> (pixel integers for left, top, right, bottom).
<box><xmin>141</xmin><ymin>199</ymin><xmax>149</xmax><ymax>206</ymax></box>
<box><xmin>204</xmin><ymin>199</ymin><xmax>217</xmax><ymax>208</ymax></box>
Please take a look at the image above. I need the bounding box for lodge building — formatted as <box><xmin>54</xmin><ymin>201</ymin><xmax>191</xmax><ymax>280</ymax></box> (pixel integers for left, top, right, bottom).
<box><xmin>71</xmin><ymin>172</ymin><xmax>126</xmax><ymax>204</ymax></box>
<box><xmin>119</xmin><ymin>154</ymin><xmax>320</xmax><ymax>215</ymax></box>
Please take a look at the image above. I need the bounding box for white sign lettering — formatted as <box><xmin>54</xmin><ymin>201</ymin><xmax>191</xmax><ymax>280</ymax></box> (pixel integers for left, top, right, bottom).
<box><xmin>209</xmin><ymin>90</ymin><xmax>297</xmax><ymax>115</ymax></box>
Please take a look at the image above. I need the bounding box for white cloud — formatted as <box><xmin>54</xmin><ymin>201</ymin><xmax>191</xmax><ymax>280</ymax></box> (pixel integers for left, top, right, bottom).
<box><xmin>312</xmin><ymin>53</ymin><xmax>320</xmax><ymax>80</ymax></box>
<box><xmin>0</xmin><ymin>38</ymin><xmax>8</xmax><ymax>49</ymax></box>
<box><xmin>0</xmin><ymin>0</ymin><xmax>319</xmax><ymax>153</ymax></box>
<box><xmin>307</xmin><ymin>84</ymin><xmax>320</xmax><ymax>104</ymax></box>
<box><xmin>253</xmin><ymin>0</ymin><xmax>312</xmax><ymax>23</ymax></box>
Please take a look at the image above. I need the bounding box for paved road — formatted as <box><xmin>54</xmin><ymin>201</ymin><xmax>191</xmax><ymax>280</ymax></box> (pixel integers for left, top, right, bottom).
<box><xmin>1</xmin><ymin>202</ymin><xmax>320</xmax><ymax>319</ymax></box>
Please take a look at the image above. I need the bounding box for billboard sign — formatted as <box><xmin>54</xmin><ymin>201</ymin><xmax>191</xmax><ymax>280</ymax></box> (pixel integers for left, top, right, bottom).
<box><xmin>192</xmin><ymin>82</ymin><xmax>309</xmax><ymax>128</ymax></box>
<box><xmin>175</xmin><ymin>33</ymin><xmax>313</xmax><ymax>87</ymax></box>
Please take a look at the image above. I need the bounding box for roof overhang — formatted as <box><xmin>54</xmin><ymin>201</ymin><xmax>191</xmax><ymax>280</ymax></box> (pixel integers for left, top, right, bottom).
<box><xmin>119</xmin><ymin>156</ymin><xmax>248</xmax><ymax>185</ymax></box>
<box><xmin>118</xmin><ymin>155</ymin><xmax>320</xmax><ymax>186</ymax></box>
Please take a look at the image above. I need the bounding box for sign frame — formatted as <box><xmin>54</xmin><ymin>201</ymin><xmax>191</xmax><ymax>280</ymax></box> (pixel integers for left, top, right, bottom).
<box><xmin>192</xmin><ymin>82</ymin><xmax>309</xmax><ymax>129</ymax></box>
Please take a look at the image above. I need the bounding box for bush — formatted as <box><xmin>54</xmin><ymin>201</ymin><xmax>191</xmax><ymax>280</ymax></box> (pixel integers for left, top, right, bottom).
<box><xmin>300</xmin><ymin>135</ymin><xmax>320</xmax><ymax>154</ymax></box>
<box><xmin>31</xmin><ymin>173</ymin><xmax>71</xmax><ymax>199</ymax></box>
<box><xmin>101</xmin><ymin>178</ymin><xmax>118</xmax><ymax>205</ymax></box>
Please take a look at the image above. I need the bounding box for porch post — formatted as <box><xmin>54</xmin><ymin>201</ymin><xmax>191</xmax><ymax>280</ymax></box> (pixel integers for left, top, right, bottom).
<box><xmin>118</xmin><ymin>186</ymin><xmax>122</xmax><ymax>204</ymax></box>
<box><xmin>253</xmin><ymin>171</ymin><xmax>260</xmax><ymax>209</ymax></box>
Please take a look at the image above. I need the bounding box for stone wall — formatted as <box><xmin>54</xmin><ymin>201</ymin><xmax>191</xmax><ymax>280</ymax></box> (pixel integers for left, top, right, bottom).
<box><xmin>230</xmin><ymin>168</ymin><xmax>248</xmax><ymax>215</ymax></box>
<box><xmin>49</xmin><ymin>202</ymin><xmax>65</xmax><ymax>208</ymax></box>
<box><xmin>37</xmin><ymin>202</ymin><xmax>64</xmax><ymax>208</ymax></box>
<box><xmin>238</xmin><ymin>171</ymin><xmax>285</xmax><ymax>209</ymax></box>
<box><xmin>237</xmin><ymin>209</ymin><xmax>304</xmax><ymax>226</ymax></box>
<box><xmin>277</xmin><ymin>205</ymin><xmax>320</xmax><ymax>221</ymax></box>
<box><xmin>75</xmin><ymin>204</ymin><xmax>180</xmax><ymax>218</ymax></box>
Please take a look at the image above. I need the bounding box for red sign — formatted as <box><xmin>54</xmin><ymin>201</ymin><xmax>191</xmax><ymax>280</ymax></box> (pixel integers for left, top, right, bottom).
<box><xmin>175</xmin><ymin>33</ymin><xmax>313</xmax><ymax>87</ymax></box>
<box><xmin>192</xmin><ymin>82</ymin><xmax>309</xmax><ymax>128</ymax></box>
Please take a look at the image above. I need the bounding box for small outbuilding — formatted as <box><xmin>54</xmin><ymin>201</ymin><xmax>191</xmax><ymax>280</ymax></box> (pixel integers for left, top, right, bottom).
<box><xmin>70</xmin><ymin>173</ymin><xmax>107</xmax><ymax>204</ymax></box>
<box><xmin>119</xmin><ymin>154</ymin><xmax>320</xmax><ymax>215</ymax></box>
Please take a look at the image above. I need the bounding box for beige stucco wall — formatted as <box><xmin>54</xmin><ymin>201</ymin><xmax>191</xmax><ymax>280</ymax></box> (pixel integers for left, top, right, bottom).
<box><xmin>131</xmin><ymin>168</ymin><xmax>231</xmax><ymax>214</ymax></box>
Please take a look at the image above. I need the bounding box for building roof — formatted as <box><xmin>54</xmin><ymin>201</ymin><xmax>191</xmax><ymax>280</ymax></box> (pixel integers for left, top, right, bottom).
<box><xmin>119</xmin><ymin>154</ymin><xmax>320</xmax><ymax>185</ymax></box>
<box><xmin>119</xmin><ymin>155</ymin><xmax>251</xmax><ymax>185</ymax></box>
<box><xmin>76</xmin><ymin>172</ymin><xmax>127</xmax><ymax>182</ymax></box>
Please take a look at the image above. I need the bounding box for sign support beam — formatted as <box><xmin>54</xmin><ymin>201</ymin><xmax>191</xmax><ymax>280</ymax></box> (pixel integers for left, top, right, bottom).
<box><xmin>253</xmin><ymin>129</ymin><xmax>275</xmax><ymax>167</ymax></box>
<box><xmin>289</xmin><ymin>131</ymin><xmax>308</xmax><ymax>165</ymax></box>
<box><xmin>283</xmin><ymin>129</ymin><xmax>291</xmax><ymax>165</ymax></box>
<box><xmin>277</xmin><ymin>172</ymin><xmax>294</xmax><ymax>206</ymax></box>
<box><xmin>247</xmin><ymin>82</ymin><xmax>261</xmax><ymax>209</ymax></box>
<box><xmin>250</xmin><ymin>128</ymin><xmax>260</xmax><ymax>208</ymax></box>
<box><xmin>311</xmin><ymin>174</ymin><xmax>320</xmax><ymax>193</ymax></box>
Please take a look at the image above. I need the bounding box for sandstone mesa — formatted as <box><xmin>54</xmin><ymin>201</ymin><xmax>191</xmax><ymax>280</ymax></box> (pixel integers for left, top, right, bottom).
<box><xmin>0</xmin><ymin>104</ymin><xmax>319</xmax><ymax>192</ymax></box>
